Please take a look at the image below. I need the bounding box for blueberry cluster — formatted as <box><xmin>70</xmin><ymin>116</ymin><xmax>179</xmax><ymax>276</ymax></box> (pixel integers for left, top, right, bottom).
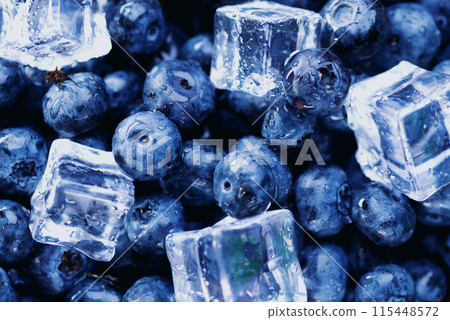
<box><xmin>0</xmin><ymin>0</ymin><xmax>449</xmax><ymax>303</ymax></box>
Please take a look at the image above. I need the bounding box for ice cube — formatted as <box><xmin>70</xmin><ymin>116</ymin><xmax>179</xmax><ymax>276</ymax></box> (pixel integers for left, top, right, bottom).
<box><xmin>346</xmin><ymin>61</ymin><xmax>450</xmax><ymax>201</ymax></box>
<box><xmin>166</xmin><ymin>209</ymin><xmax>307</xmax><ymax>302</ymax></box>
<box><xmin>210</xmin><ymin>1</ymin><xmax>323</xmax><ymax>98</ymax></box>
<box><xmin>30</xmin><ymin>139</ymin><xmax>135</xmax><ymax>261</ymax></box>
<box><xmin>0</xmin><ymin>0</ymin><xmax>111</xmax><ymax>70</ymax></box>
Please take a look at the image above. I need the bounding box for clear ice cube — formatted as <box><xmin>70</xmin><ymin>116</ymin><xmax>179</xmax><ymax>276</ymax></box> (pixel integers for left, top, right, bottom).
<box><xmin>30</xmin><ymin>139</ymin><xmax>135</xmax><ymax>261</ymax></box>
<box><xmin>166</xmin><ymin>209</ymin><xmax>307</xmax><ymax>302</ymax></box>
<box><xmin>345</xmin><ymin>61</ymin><xmax>450</xmax><ymax>201</ymax></box>
<box><xmin>0</xmin><ymin>0</ymin><xmax>112</xmax><ymax>70</ymax></box>
<box><xmin>210</xmin><ymin>1</ymin><xmax>323</xmax><ymax>98</ymax></box>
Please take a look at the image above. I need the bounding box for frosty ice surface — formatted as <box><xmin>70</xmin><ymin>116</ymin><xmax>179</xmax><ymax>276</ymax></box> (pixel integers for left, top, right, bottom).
<box><xmin>30</xmin><ymin>139</ymin><xmax>134</xmax><ymax>261</ymax></box>
<box><xmin>346</xmin><ymin>61</ymin><xmax>450</xmax><ymax>201</ymax></box>
<box><xmin>210</xmin><ymin>1</ymin><xmax>323</xmax><ymax>98</ymax></box>
<box><xmin>0</xmin><ymin>0</ymin><xmax>111</xmax><ymax>70</ymax></box>
<box><xmin>166</xmin><ymin>209</ymin><xmax>307</xmax><ymax>302</ymax></box>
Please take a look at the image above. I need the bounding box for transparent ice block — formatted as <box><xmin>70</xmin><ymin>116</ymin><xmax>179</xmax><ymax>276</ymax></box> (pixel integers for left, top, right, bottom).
<box><xmin>210</xmin><ymin>1</ymin><xmax>323</xmax><ymax>98</ymax></box>
<box><xmin>30</xmin><ymin>139</ymin><xmax>135</xmax><ymax>261</ymax></box>
<box><xmin>166</xmin><ymin>209</ymin><xmax>307</xmax><ymax>302</ymax></box>
<box><xmin>346</xmin><ymin>61</ymin><xmax>450</xmax><ymax>201</ymax></box>
<box><xmin>0</xmin><ymin>0</ymin><xmax>112</xmax><ymax>70</ymax></box>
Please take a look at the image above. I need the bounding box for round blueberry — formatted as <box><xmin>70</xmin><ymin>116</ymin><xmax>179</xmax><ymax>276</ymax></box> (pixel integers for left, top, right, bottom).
<box><xmin>161</xmin><ymin>140</ymin><xmax>224</xmax><ymax>206</ymax></box>
<box><xmin>42</xmin><ymin>72</ymin><xmax>108</xmax><ymax>137</ymax></box>
<box><xmin>179</xmin><ymin>34</ymin><xmax>214</xmax><ymax>73</ymax></box>
<box><xmin>142</xmin><ymin>60</ymin><xmax>215</xmax><ymax>130</ymax></box>
<box><xmin>112</xmin><ymin>111</ymin><xmax>182</xmax><ymax>181</ymax></box>
<box><xmin>213</xmin><ymin>151</ymin><xmax>276</xmax><ymax>219</ymax></box>
<box><xmin>351</xmin><ymin>182</ymin><xmax>416</xmax><ymax>247</ymax></box>
<box><xmin>321</xmin><ymin>0</ymin><xmax>387</xmax><ymax>64</ymax></box>
<box><xmin>0</xmin><ymin>200</ymin><xmax>34</xmax><ymax>264</ymax></box>
<box><xmin>418</xmin><ymin>0</ymin><xmax>450</xmax><ymax>44</ymax></box>
<box><xmin>433</xmin><ymin>59</ymin><xmax>450</xmax><ymax>75</ymax></box>
<box><xmin>283</xmin><ymin>49</ymin><xmax>351</xmax><ymax>117</ymax></box>
<box><xmin>0</xmin><ymin>127</ymin><xmax>47</xmax><ymax>196</ymax></box>
<box><xmin>109</xmin><ymin>0</ymin><xmax>167</xmax><ymax>55</ymax></box>
<box><xmin>232</xmin><ymin>136</ymin><xmax>293</xmax><ymax>205</ymax></box>
<box><xmin>104</xmin><ymin>70</ymin><xmax>142</xmax><ymax>116</ymax></box>
<box><xmin>375</xmin><ymin>3</ymin><xmax>441</xmax><ymax>69</ymax></box>
<box><xmin>300</xmin><ymin>243</ymin><xmax>348</xmax><ymax>302</ymax></box>
<box><xmin>414</xmin><ymin>184</ymin><xmax>450</xmax><ymax>227</ymax></box>
<box><xmin>28</xmin><ymin>245</ymin><xmax>94</xmax><ymax>296</ymax></box>
<box><xmin>66</xmin><ymin>277</ymin><xmax>122</xmax><ymax>302</ymax></box>
<box><xmin>404</xmin><ymin>259</ymin><xmax>447</xmax><ymax>302</ymax></box>
<box><xmin>123</xmin><ymin>276</ymin><xmax>174</xmax><ymax>302</ymax></box>
<box><xmin>355</xmin><ymin>264</ymin><xmax>415</xmax><ymax>302</ymax></box>
<box><xmin>0</xmin><ymin>58</ymin><xmax>25</xmax><ymax>109</ymax></box>
<box><xmin>294</xmin><ymin>165</ymin><xmax>352</xmax><ymax>237</ymax></box>
<box><xmin>0</xmin><ymin>266</ymin><xmax>17</xmax><ymax>302</ymax></box>
<box><xmin>73</xmin><ymin>131</ymin><xmax>109</xmax><ymax>151</ymax></box>
<box><xmin>125</xmin><ymin>194</ymin><xmax>185</xmax><ymax>256</ymax></box>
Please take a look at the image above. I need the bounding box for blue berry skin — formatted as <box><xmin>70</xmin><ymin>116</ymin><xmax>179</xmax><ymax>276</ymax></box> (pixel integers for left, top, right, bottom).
<box><xmin>0</xmin><ymin>200</ymin><xmax>34</xmax><ymax>264</ymax></box>
<box><xmin>375</xmin><ymin>3</ymin><xmax>441</xmax><ymax>69</ymax></box>
<box><xmin>125</xmin><ymin>194</ymin><xmax>185</xmax><ymax>256</ymax></box>
<box><xmin>66</xmin><ymin>278</ymin><xmax>122</xmax><ymax>302</ymax></box>
<box><xmin>112</xmin><ymin>111</ymin><xmax>182</xmax><ymax>181</ymax></box>
<box><xmin>351</xmin><ymin>183</ymin><xmax>416</xmax><ymax>247</ymax></box>
<box><xmin>355</xmin><ymin>264</ymin><xmax>415</xmax><ymax>302</ymax></box>
<box><xmin>321</xmin><ymin>0</ymin><xmax>387</xmax><ymax>64</ymax></box>
<box><xmin>294</xmin><ymin>165</ymin><xmax>352</xmax><ymax>237</ymax></box>
<box><xmin>0</xmin><ymin>267</ymin><xmax>18</xmax><ymax>302</ymax></box>
<box><xmin>262</xmin><ymin>101</ymin><xmax>316</xmax><ymax>141</ymax></box>
<box><xmin>300</xmin><ymin>243</ymin><xmax>348</xmax><ymax>302</ymax></box>
<box><xmin>109</xmin><ymin>0</ymin><xmax>167</xmax><ymax>55</ymax></box>
<box><xmin>418</xmin><ymin>0</ymin><xmax>450</xmax><ymax>44</ymax></box>
<box><xmin>443</xmin><ymin>235</ymin><xmax>450</xmax><ymax>269</ymax></box>
<box><xmin>283</xmin><ymin>49</ymin><xmax>351</xmax><ymax>117</ymax></box>
<box><xmin>0</xmin><ymin>127</ymin><xmax>47</xmax><ymax>196</ymax></box>
<box><xmin>28</xmin><ymin>245</ymin><xmax>94</xmax><ymax>296</ymax></box>
<box><xmin>232</xmin><ymin>136</ymin><xmax>293</xmax><ymax>205</ymax></box>
<box><xmin>0</xmin><ymin>58</ymin><xmax>25</xmax><ymax>109</ymax></box>
<box><xmin>414</xmin><ymin>184</ymin><xmax>450</xmax><ymax>227</ymax></box>
<box><xmin>104</xmin><ymin>70</ymin><xmax>142</xmax><ymax>116</ymax></box>
<box><xmin>142</xmin><ymin>60</ymin><xmax>215</xmax><ymax>130</ymax></box>
<box><xmin>213</xmin><ymin>151</ymin><xmax>276</xmax><ymax>219</ymax></box>
<box><xmin>74</xmin><ymin>131</ymin><xmax>109</xmax><ymax>151</ymax></box>
<box><xmin>179</xmin><ymin>34</ymin><xmax>214</xmax><ymax>73</ymax></box>
<box><xmin>225</xmin><ymin>90</ymin><xmax>272</xmax><ymax>122</ymax></box>
<box><xmin>161</xmin><ymin>140</ymin><xmax>224</xmax><ymax>206</ymax></box>
<box><xmin>433</xmin><ymin>60</ymin><xmax>450</xmax><ymax>75</ymax></box>
<box><xmin>123</xmin><ymin>276</ymin><xmax>174</xmax><ymax>302</ymax></box>
<box><xmin>346</xmin><ymin>233</ymin><xmax>386</xmax><ymax>278</ymax></box>
<box><xmin>42</xmin><ymin>72</ymin><xmax>108</xmax><ymax>138</ymax></box>
<box><xmin>403</xmin><ymin>260</ymin><xmax>447</xmax><ymax>302</ymax></box>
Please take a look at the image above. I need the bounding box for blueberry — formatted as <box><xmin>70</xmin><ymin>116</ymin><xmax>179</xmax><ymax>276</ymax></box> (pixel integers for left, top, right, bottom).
<box><xmin>143</xmin><ymin>60</ymin><xmax>215</xmax><ymax>130</ymax></box>
<box><xmin>42</xmin><ymin>72</ymin><xmax>108</xmax><ymax>137</ymax></box>
<box><xmin>294</xmin><ymin>165</ymin><xmax>351</xmax><ymax>237</ymax></box>
<box><xmin>232</xmin><ymin>136</ymin><xmax>293</xmax><ymax>205</ymax></box>
<box><xmin>442</xmin><ymin>235</ymin><xmax>450</xmax><ymax>269</ymax></box>
<box><xmin>225</xmin><ymin>90</ymin><xmax>272</xmax><ymax>123</ymax></box>
<box><xmin>355</xmin><ymin>264</ymin><xmax>415</xmax><ymax>302</ymax></box>
<box><xmin>300</xmin><ymin>243</ymin><xmax>348</xmax><ymax>302</ymax></box>
<box><xmin>161</xmin><ymin>140</ymin><xmax>224</xmax><ymax>206</ymax></box>
<box><xmin>28</xmin><ymin>245</ymin><xmax>94</xmax><ymax>296</ymax></box>
<box><xmin>74</xmin><ymin>131</ymin><xmax>109</xmax><ymax>151</ymax></box>
<box><xmin>123</xmin><ymin>276</ymin><xmax>174</xmax><ymax>302</ymax></box>
<box><xmin>433</xmin><ymin>59</ymin><xmax>450</xmax><ymax>75</ymax></box>
<box><xmin>66</xmin><ymin>277</ymin><xmax>122</xmax><ymax>302</ymax></box>
<box><xmin>0</xmin><ymin>58</ymin><xmax>25</xmax><ymax>109</ymax></box>
<box><xmin>179</xmin><ymin>34</ymin><xmax>214</xmax><ymax>73</ymax></box>
<box><xmin>0</xmin><ymin>267</ymin><xmax>17</xmax><ymax>302</ymax></box>
<box><xmin>375</xmin><ymin>3</ymin><xmax>441</xmax><ymax>69</ymax></box>
<box><xmin>321</xmin><ymin>0</ymin><xmax>387</xmax><ymax>64</ymax></box>
<box><xmin>414</xmin><ymin>184</ymin><xmax>450</xmax><ymax>227</ymax></box>
<box><xmin>104</xmin><ymin>70</ymin><xmax>142</xmax><ymax>116</ymax></box>
<box><xmin>418</xmin><ymin>0</ymin><xmax>450</xmax><ymax>44</ymax></box>
<box><xmin>213</xmin><ymin>151</ymin><xmax>276</xmax><ymax>219</ymax></box>
<box><xmin>261</xmin><ymin>101</ymin><xmax>316</xmax><ymax>141</ymax></box>
<box><xmin>0</xmin><ymin>200</ymin><xmax>34</xmax><ymax>264</ymax></box>
<box><xmin>0</xmin><ymin>127</ymin><xmax>47</xmax><ymax>196</ymax></box>
<box><xmin>283</xmin><ymin>49</ymin><xmax>351</xmax><ymax>117</ymax></box>
<box><xmin>109</xmin><ymin>0</ymin><xmax>167</xmax><ymax>55</ymax></box>
<box><xmin>403</xmin><ymin>260</ymin><xmax>447</xmax><ymax>302</ymax></box>
<box><xmin>346</xmin><ymin>233</ymin><xmax>386</xmax><ymax>278</ymax></box>
<box><xmin>112</xmin><ymin>111</ymin><xmax>182</xmax><ymax>181</ymax></box>
<box><xmin>352</xmin><ymin>182</ymin><xmax>416</xmax><ymax>247</ymax></box>
<box><xmin>125</xmin><ymin>194</ymin><xmax>185</xmax><ymax>256</ymax></box>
